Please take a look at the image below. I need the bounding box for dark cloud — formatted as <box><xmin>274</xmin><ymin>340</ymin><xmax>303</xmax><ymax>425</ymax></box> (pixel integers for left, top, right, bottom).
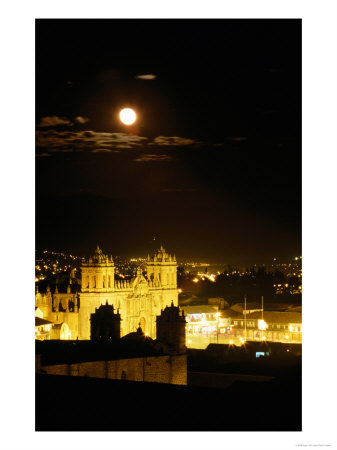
<box><xmin>36</xmin><ymin>152</ymin><xmax>53</xmax><ymax>158</ymax></box>
<box><xmin>149</xmin><ymin>136</ymin><xmax>201</xmax><ymax>146</ymax></box>
<box><xmin>92</xmin><ymin>148</ymin><xmax>120</xmax><ymax>153</ymax></box>
<box><xmin>38</xmin><ymin>116</ymin><xmax>74</xmax><ymax>127</ymax></box>
<box><xmin>36</xmin><ymin>130</ymin><xmax>148</xmax><ymax>154</ymax></box>
<box><xmin>161</xmin><ymin>188</ymin><xmax>183</xmax><ymax>192</ymax></box>
<box><xmin>133</xmin><ymin>154</ymin><xmax>174</xmax><ymax>162</ymax></box>
<box><xmin>135</xmin><ymin>74</ymin><xmax>157</xmax><ymax>80</ymax></box>
<box><xmin>75</xmin><ymin>116</ymin><xmax>90</xmax><ymax>124</ymax></box>
<box><xmin>36</xmin><ymin>129</ymin><xmax>204</xmax><ymax>155</ymax></box>
<box><xmin>227</xmin><ymin>137</ymin><xmax>248</xmax><ymax>142</ymax></box>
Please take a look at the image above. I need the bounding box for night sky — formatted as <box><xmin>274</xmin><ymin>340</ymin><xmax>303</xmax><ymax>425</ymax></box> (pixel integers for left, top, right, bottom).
<box><xmin>35</xmin><ymin>19</ymin><xmax>301</xmax><ymax>264</ymax></box>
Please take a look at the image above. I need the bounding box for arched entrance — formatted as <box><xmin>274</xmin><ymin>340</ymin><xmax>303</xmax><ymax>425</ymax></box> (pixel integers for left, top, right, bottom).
<box><xmin>60</xmin><ymin>323</ymin><xmax>71</xmax><ymax>340</ymax></box>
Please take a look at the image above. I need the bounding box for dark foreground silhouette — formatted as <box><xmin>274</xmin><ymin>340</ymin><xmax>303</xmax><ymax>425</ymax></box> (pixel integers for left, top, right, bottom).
<box><xmin>36</xmin><ymin>368</ymin><xmax>301</xmax><ymax>431</ymax></box>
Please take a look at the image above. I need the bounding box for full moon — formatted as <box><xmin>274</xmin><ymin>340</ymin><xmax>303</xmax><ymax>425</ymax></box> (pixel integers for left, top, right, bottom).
<box><xmin>119</xmin><ymin>108</ymin><xmax>136</xmax><ymax>125</ymax></box>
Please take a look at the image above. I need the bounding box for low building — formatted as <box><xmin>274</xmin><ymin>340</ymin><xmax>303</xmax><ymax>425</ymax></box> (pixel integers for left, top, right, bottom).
<box><xmin>208</xmin><ymin>297</ymin><xmax>229</xmax><ymax>309</ymax></box>
<box><xmin>183</xmin><ymin>305</ymin><xmax>220</xmax><ymax>336</ymax></box>
<box><xmin>50</xmin><ymin>322</ymin><xmax>72</xmax><ymax>340</ymax></box>
<box><xmin>36</xmin><ymin>303</ymin><xmax>187</xmax><ymax>385</ymax></box>
<box><xmin>36</xmin><ymin>342</ymin><xmax>187</xmax><ymax>385</ymax></box>
<box><xmin>230</xmin><ymin>311</ymin><xmax>302</xmax><ymax>343</ymax></box>
<box><xmin>35</xmin><ymin>317</ymin><xmax>53</xmax><ymax>340</ymax></box>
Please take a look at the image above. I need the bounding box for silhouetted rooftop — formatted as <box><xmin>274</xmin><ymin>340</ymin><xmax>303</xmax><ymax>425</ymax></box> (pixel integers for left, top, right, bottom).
<box><xmin>35</xmin><ymin>317</ymin><xmax>53</xmax><ymax>327</ymax></box>
<box><xmin>36</xmin><ymin>339</ymin><xmax>164</xmax><ymax>366</ymax></box>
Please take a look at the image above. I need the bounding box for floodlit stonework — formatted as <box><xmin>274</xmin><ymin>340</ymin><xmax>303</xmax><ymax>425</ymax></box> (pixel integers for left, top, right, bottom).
<box><xmin>35</xmin><ymin>245</ymin><xmax>178</xmax><ymax>340</ymax></box>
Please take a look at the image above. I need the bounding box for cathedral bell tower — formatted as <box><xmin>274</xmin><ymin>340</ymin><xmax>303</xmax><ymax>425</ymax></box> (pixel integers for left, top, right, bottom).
<box><xmin>79</xmin><ymin>245</ymin><xmax>115</xmax><ymax>339</ymax></box>
<box><xmin>156</xmin><ymin>302</ymin><xmax>186</xmax><ymax>354</ymax></box>
<box><xmin>81</xmin><ymin>245</ymin><xmax>115</xmax><ymax>293</ymax></box>
<box><xmin>145</xmin><ymin>245</ymin><xmax>177</xmax><ymax>289</ymax></box>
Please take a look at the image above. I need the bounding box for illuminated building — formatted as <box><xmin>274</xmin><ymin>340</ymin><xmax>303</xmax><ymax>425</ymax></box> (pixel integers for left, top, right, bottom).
<box><xmin>35</xmin><ymin>245</ymin><xmax>178</xmax><ymax>340</ymax></box>
<box><xmin>184</xmin><ymin>305</ymin><xmax>220</xmax><ymax>336</ymax></box>
<box><xmin>36</xmin><ymin>303</ymin><xmax>187</xmax><ymax>385</ymax></box>
<box><xmin>230</xmin><ymin>310</ymin><xmax>302</xmax><ymax>343</ymax></box>
<box><xmin>35</xmin><ymin>316</ymin><xmax>53</xmax><ymax>340</ymax></box>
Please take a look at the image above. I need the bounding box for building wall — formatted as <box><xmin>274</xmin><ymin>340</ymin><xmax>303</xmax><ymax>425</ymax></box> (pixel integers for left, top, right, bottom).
<box><xmin>52</xmin><ymin>292</ymin><xmax>78</xmax><ymax>312</ymax></box>
<box><xmin>36</xmin><ymin>286</ymin><xmax>178</xmax><ymax>341</ymax></box>
<box><xmin>35</xmin><ymin>292</ymin><xmax>53</xmax><ymax>319</ymax></box>
<box><xmin>39</xmin><ymin>354</ymin><xmax>187</xmax><ymax>385</ymax></box>
<box><xmin>232</xmin><ymin>327</ymin><xmax>302</xmax><ymax>343</ymax></box>
<box><xmin>35</xmin><ymin>246</ymin><xmax>178</xmax><ymax>341</ymax></box>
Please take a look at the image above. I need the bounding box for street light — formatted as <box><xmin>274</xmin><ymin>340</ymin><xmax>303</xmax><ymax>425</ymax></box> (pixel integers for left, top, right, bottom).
<box><xmin>258</xmin><ymin>318</ymin><xmax>268</xmax><ymax>342</ymax></box>
<box><xmin>216</xmin><ymin>312</ymin><xmax>220</xmax><ymax>344</ymax></box>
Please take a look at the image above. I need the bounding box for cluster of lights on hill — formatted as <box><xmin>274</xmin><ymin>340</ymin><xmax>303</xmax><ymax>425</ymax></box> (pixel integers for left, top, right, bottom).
<box><xmin>35</xmin><ymin>250</ymin><xmax>302</xmax><ymax>295</ymax></box>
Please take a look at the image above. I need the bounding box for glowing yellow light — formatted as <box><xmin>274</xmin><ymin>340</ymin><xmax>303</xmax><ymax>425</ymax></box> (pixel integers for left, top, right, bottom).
<box><xmin>187</xmin><ymin>340</ymin><xmax>191</xmax><ymax>344</ymax></box>
<box><xmin>285</xmin><ymin>335</ymin><xmax>289</xmax><ymax>339</ymax></box>
<box><xmin>145</xmin><ymin>332</ymin><xmax>149</xmax><ymax>336</ymax></box>
<box><xmin>258</xmin><ymin>319</ymin><xmax>268</xmax><ymax>330</ymax></box>
<box><xmin>178</xmin><ymin>289</ymin><xmax>182</xmax><ymax>293</ymax></box>
<box><xmin>192</xmin><ymin>278</ymin><xmax>199</xmax><ymax>283</ymax></box>
<box><xmin>119</xmin><ymin>108</ymin><xmax>136</xmax><ymax>125</ymax></box>
<box><xmin>229</xmin><ymin>340</ymin><xmax>233</xmax><ymax>344</ymax></box>
<box><xmin>262</xmin><ymin>336</ymin><xmax>266</xmax><ymax>341</ymax></box>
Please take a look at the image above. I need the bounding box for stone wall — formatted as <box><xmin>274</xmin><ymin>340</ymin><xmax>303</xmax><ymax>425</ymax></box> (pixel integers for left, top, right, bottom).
<box><xmin>39</xmin><ymin>354</ymin><xmax>187</xmax><ymax>385</ymax></box>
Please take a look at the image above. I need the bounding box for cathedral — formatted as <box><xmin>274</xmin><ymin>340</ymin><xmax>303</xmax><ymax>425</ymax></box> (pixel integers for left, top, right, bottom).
<box><xmin>35</xmin><ymin>245</ymin><xmax>179</xmax><ymax>340</ymax></box>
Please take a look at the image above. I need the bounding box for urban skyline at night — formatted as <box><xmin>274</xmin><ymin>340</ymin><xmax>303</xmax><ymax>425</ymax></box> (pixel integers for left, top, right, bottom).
<box><xmin>36</xmin><ymin>19</ymin><xmax>301</xmax><ymax>265</ymax></box>
<box><xmin>2</xmin><ymin>1</ymin><xmax>337</xmax><ymax>449</ymax></box>
<box><xmin>33</xmin><ymin>18</ymin><xmax>304</xmax><ymax>434</ymax></box>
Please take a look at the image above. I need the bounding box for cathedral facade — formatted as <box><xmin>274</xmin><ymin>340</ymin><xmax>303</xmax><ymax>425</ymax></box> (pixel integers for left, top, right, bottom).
<box><xmin>35</xmin><ymin>245</ymin><xmax>178</xmax><ymax>340</ymax></box>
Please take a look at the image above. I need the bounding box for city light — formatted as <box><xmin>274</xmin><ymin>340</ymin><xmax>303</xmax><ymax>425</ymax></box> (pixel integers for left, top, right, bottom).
<box><xmin>258</xmin><ymin>319</ymin><xmax>268</xmax><ymax>330</ymax></box>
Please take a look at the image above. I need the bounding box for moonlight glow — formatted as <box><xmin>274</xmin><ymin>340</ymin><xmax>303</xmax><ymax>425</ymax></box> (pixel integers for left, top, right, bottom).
<box><xmin>119</xmin><ymin>108</ymin><xmax>136</xmax><ymax>125</ymax></box>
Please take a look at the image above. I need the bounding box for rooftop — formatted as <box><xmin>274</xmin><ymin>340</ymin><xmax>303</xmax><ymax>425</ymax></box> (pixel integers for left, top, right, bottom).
<box><xmin>232</xmin><ymin>311</ymin><xmax>302</xmax><ymax>324</ymax></box>
<box><xmin>36</xmin><ymin>339</ymin><xmax>164</xmax><ymax>366</ymax></box>
<box><xmin>35</xmin><ymin>317</ymin><xmax>54</xmax><ymax>327</ymax></box>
